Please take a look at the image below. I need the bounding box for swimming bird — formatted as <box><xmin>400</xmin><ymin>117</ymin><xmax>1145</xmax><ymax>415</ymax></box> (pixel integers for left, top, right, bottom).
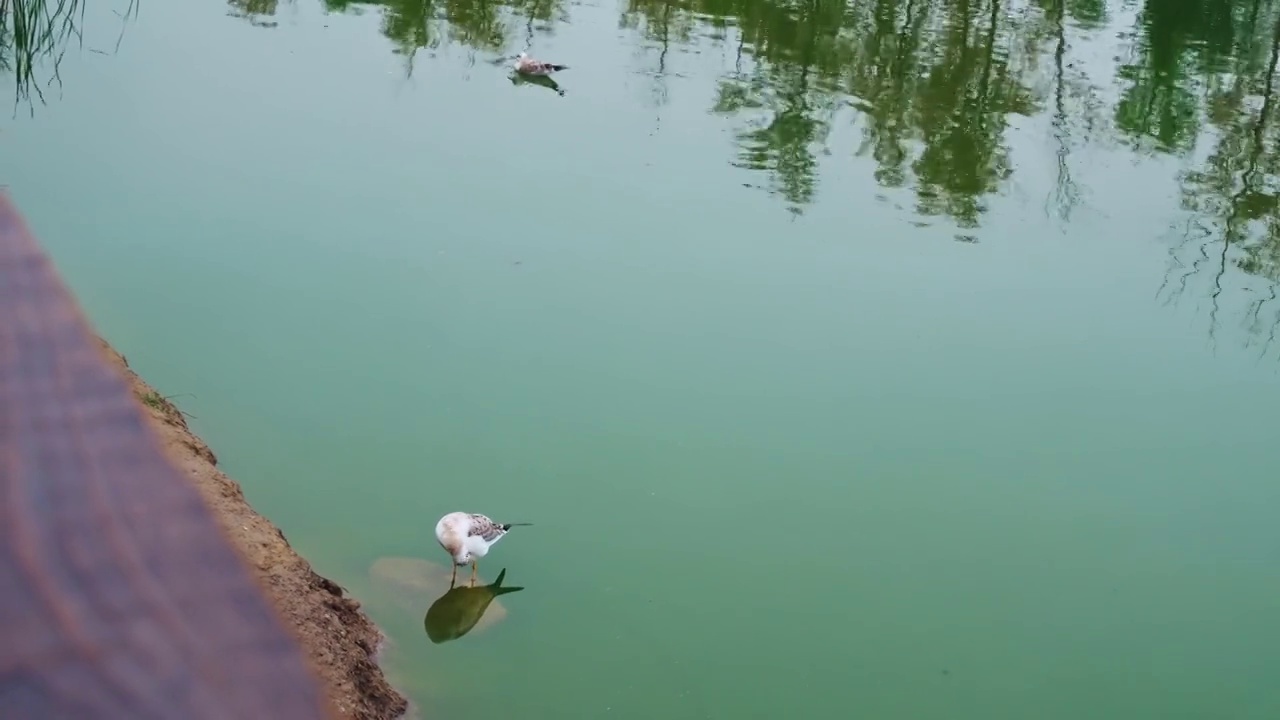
<box><xmin>435</xmin><ymin>511</ymin><xmax>532</xmax><ymax>587</ymax></box>
<box><xmin>513</xmin><ymin>51</ymin><xmax>568</xmax><ymax>76</ymax></box>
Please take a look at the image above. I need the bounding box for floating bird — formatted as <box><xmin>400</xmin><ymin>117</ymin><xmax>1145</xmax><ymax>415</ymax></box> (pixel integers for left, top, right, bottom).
<box><xmin>513</xmin><ymin>51</ymin><xmax>568</xmax><ymax>76</ymax></box>
<box><xmin>435</xmin><ymin>511</ymin><xmax>531</xmax><ymax>587</ymax></box>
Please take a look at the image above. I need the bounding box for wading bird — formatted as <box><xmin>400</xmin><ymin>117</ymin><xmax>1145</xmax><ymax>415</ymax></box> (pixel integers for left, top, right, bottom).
<box><xmin>435</xmin><ymin>511</ymin><xmax>532</xmax><ymax>587</ymax></box>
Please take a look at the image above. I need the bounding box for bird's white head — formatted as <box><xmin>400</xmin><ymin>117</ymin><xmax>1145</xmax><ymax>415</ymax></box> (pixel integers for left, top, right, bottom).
<box><xmin>439</xmin><ymin>534</ymin><xmax>473</xmax><ymax>566</ymax></box>
<box><xmin>513</xmin><ymin>51</ymin><xmax>527</xmax><ymax>69</ymax></box>
<box><xmin>436</xmin><ymin>512</ymin><xmax>469</xmax><ymax>559</ymax></box>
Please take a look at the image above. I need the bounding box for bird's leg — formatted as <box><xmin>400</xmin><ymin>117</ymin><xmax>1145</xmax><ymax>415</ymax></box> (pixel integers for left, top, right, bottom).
<box><xmin>470</xmin><ymin>561</ymin><xmax>478</xmax><ymax>587</ymax></box>
<box><xmin>450</xmin><ymin>563</ymin><xmax>457</xmax><ymax>588</ymax></box>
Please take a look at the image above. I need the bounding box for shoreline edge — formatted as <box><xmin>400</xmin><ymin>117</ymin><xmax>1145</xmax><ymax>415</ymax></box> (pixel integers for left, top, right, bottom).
<box><xmin>98</xmin><ymin>338</ymin><xmax>411</xmax><ymax>720</ymax></box>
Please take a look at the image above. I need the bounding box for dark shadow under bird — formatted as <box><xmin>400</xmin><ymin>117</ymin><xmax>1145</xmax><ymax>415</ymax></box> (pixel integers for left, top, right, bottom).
<box><xmin>510</xmin><ymin>71</ymin><xmax>565</xmax><ymax>96</ymax></box>
<box><xmin>424</xmin><ymin>568</ymin><xmax>525</xmax><ymax>644</ymax></box>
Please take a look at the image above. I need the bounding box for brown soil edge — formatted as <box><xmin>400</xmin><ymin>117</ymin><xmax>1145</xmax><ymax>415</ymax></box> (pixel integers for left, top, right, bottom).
<box><xmin>96</xmin><ymin>338</ymin><xmax>410</xmax><ymax>720</ymax></box>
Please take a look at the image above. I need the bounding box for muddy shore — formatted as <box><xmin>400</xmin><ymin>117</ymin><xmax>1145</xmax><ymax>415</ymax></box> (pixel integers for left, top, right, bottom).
<box><xmin>99</xmin><ymin>340</ymin><xmax>410</xmax><ymax>720</ymax></box>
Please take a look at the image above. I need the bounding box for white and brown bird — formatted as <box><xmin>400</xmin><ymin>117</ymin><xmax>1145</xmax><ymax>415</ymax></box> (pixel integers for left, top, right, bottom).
<box><xmin>434</xmin><ymin>511</ymin><xmax>532</xmax><ymax>587</ymax></box>
<box><xmin>513</xmin><ymin>51</ymin><xmax>568</xmax><ymax>76</ymax></box>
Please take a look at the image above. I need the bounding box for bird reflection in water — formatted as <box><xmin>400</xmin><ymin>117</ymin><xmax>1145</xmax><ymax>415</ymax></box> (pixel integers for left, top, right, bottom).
<box><xmin>424</xmin><ymin>568</ymin><xmax>525</xmax><ymax>644</ymax></box>
<box><xmin>509</xmin><ymin>71</ymin><xmax>565</xmax><ymax>97</ymax></box>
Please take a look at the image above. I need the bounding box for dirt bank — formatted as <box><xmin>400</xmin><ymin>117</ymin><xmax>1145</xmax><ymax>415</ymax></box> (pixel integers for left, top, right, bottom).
<box><xmin>98</xmin><ymin>340</ymin><xmax>410</xmax><ymax>720</ymax></box>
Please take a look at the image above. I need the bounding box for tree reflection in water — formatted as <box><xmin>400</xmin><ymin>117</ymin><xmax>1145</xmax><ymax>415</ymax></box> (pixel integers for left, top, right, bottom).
<box><xmin>72</xmin><ymin>0</ymin><xmax>1280</xmax><ymax>355</ymax></box>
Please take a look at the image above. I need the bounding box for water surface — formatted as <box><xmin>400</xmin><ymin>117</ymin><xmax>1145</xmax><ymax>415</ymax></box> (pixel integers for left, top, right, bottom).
<box><xmin>3</xmin><ymin>0</ymin><xmax>1279</xmax><ymax>717</ymax></box>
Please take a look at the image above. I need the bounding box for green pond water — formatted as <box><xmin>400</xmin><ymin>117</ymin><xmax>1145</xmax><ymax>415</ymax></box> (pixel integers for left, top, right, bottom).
<box><xmin>4</xmin><ymin>0</ymin><xmax>1280</xmax><ymax>717</ymax></box>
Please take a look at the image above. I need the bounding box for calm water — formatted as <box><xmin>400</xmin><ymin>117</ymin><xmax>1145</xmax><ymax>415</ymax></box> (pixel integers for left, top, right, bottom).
<box><xmin>4</xmin><ymin>0</ymin><xmax>1280</xmax><ymax>717</ymax></box>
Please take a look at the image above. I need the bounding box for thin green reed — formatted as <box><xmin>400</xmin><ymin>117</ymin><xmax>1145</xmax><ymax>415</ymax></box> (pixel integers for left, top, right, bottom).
<box><xmin>0</xmin><ymin>0</ymin><xmax>138</xmax><ymax>113</ymax></box>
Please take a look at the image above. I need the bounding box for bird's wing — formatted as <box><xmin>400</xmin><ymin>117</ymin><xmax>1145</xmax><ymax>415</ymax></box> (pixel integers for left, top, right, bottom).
<box><xmin>467</xmin><ymin>514</ymin><xmax>506</xmax><ymax>542</ymax></box>
<box><xmin>523</xmin><ymin>58</ymin><xmax>559</xmax><ymax>72</ymax></box>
